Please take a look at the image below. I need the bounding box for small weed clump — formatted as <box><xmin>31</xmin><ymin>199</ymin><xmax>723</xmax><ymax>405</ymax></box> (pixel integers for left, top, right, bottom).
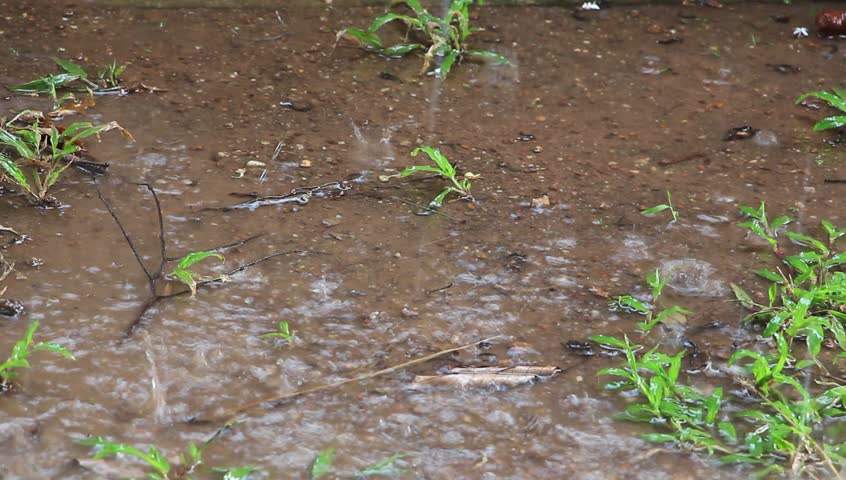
<box><xmin>79</xmin><ymin>423</ymin><xmax>261</xmax><ymax>480</ymax></box>
<box><xmin>797</xmin><ymin>88</ymin><xmax>846</xmax><ymax>131</ymax></box>
<box><xmin>260</xmin><ymin>321</ymin><xmax>295</xmax><ymax>344</ymax></box>
<box><xmin>12</xmin><ymin>57</ymin><xmax>128</xmax><ymax>108</ymax></box>
<box><xmin>0</xmin><ymin>321</ymin><xmax>75</xmax><ymax>392</ymax></box>
<box><xmin>608</xmin><ymin>269</ymin><xmax>688</xmax><ymax>334</ymax></box>
<box><xmin>401</xmin><ymin>146</ymin><xmax>474</xmax><ymax>207</ymax></box>
<box><xmin>640</xmin><ymin>191</ymin><xmax>679</xmax><ymax>224</ymax></box>
<box><xmin>169</xmin><ymin>251</ymin><xmax>227</xmax><ymax>296</ymax></box>
<box><xmin>0</xmin><ymin>113</ymin><xmax>131</xmax><ymax>205</ymax></box>
<box><xmin>595</xmin><ymin>202</ymin><xmax>846</xmax><ymax>477</ymax></box>
<box><xmin>337</xmin><ymin>0</ymin><xmax>509</xmax><ymax>78</ymax></box>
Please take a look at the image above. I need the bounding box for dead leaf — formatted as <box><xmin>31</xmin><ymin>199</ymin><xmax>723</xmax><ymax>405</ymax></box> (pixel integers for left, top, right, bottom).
<box><xmin>531</xmin><ymin>194</ymin><xmax>550</xmax><ymax>208</ymax></box>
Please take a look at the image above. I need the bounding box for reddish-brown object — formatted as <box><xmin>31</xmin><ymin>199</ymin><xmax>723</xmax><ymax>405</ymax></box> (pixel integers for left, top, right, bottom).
<box><xmin>815</xmin><ymin>10</ymin><xmax>846</xmax><ymax>36</ymax></box>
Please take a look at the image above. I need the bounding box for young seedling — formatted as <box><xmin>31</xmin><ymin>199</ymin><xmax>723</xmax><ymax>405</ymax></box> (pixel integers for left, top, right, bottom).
<box><xmin>98</xmin><ymin>61</ymin><xmax>127</xmax><ymax>89</ymax></box>
<box><xmin>640</xmin><ymin>191</ymin><xmax>679</xmax><ymax>224</ymax></box>
<box><xmin>78</xmin><ymin>420</ymin><xmax>246</xmax><ymax>480</ymax></box>
<box><xmin>400</xmin><ymin>146</ymin><xmax>474</xmax><ymax>208</ymax></box>
<box><xmin>169</xmin><ymin>251</ymin><xmax>226</xmax><ymax>296</ymax></box>
<box><xmin>355</xmin><ymin>453</ymin><xmax>408</xmax><ymax>478</ymax></box>
<box><xmin>0</xmin><ymin>321</ymin><xmax>75</xmax><ymax>391</ymax></box>
<box><xmin>607</xmin><ymin>269</ymin><xmax>687</xmax><ymax>334</ymax></box>
<box><xmin>337</xmin><ymin>0</ymin><xmax>510</xmax><ymax>78</ymax></box>
<box><xmin>11</xmin><ymin>57</ymin><xmax>129</xmax><ymax>108</ymax></box>
<box><xmin>0</xmin><ymin>115</ymin><xmax>132</xmax><ymax>205</ymax></box>
<box><xmin>310</xmin><ymin>448</ymin><xmax>335</xmax><ymax>479</ymax></box>
<box><xmin>796</xmin><ymin>88</ymin><xmax>846</xmax><ymax>131</ymax></box>
<box><xmin>260</xmin><ymin>321</ymin><xmax>295</xmax><ymax>344</ymax></box>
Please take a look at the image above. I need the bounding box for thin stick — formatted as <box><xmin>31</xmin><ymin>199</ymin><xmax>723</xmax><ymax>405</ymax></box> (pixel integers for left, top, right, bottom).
<box><xmin>95</xmin><ymin>180</ymin><xmax>155</xmax><ymax>283</ymax></box>
<box><xmin>135</xmin><ymin>183</ymin><xmax>167</xmax><ymax>279</ymax></box>
<box><xmin>225</xmin><ymin>335</ymin><xmax>503</xmax><ymax>421</ymax></box>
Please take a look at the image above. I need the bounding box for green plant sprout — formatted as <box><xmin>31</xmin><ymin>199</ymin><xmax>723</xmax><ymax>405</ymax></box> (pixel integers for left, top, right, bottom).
<box><xmin>0</xmin><ymin>115</ymin><xmax>132</xmax><ymax>205</ymax></box>
<box><xmin>355</xmin><ymin>453</ymin><xmax>408</xmax><ymax>478</ymax></box>
<box><xmin>797</xmin><ymin>88</ymin><xmax>846</xmax><ymax>131</ymax></box>
<box><xmin>607</xmin><ymin>269</ymin><xmax>687</xmax><ymax>334</ymax></box>
<box><xmin>640</xmin><ymin>191</ymin><xmax>679</xmax><ymax>223</ymax></box>
<box><xmin>400</xmin><ymin>146</ymin><xmax>474</xmax><ymax>208</ymax></box>
<box><xmin>98</xmin><ymin>61</ymin><xmax>127</xmax><ymax>89</ymax></box>
<box><xmin>0</xmin><ymin>321</ymin><xmax>75</xmax><ymax>391</ymax></box>
<box><xmin>169</xmin><ymin>251</ymin><xmax>226</xmax><ymax>296</ymax></box>
<box><xmin>79</xmin><ymin>421</ymin><xmax>247</xmax><ymax>479</ymax></box>
<box><xmin>337</xmin><ymin>0</ymin><xmax>510</xmax><ymax>79</ymax></box>
<box><xmin>260</xmin><ymin>321</ymin><xmax>295</xmax><ymax>344</ymax></box>
<box><xmin>78</xmin><ymin>437</ymin><xmax>178</xmax><ymax>480</ymax></box>
<box><xmin>12</xmin><ymin>57</ymin><xmax>129</xmax><ymax>108</ymax></box>
<box><xmin>311</xmin><ymin>448</ymin><xmax>335</xmax><ymax>479</ymax></box>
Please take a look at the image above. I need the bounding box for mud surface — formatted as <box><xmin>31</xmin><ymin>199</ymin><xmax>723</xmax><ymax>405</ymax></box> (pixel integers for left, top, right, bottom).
<box><xmin>1</xmin><ymin>1</ymin><xmax>845</xmax><ymax>478</ymax></box>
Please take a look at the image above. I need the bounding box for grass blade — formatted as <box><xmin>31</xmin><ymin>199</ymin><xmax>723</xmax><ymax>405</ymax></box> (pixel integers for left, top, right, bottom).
<box><xmin>467</xmin><ymin>49</ymin><xmax>511</xmax><ymax>64</ymax></box>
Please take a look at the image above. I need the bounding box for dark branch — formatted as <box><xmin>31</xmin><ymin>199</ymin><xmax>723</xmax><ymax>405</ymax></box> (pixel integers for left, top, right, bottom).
<box><xmin>94</xmin><ymin>178</ymin><xmax>155</xmax><ymax>284</ymax></box>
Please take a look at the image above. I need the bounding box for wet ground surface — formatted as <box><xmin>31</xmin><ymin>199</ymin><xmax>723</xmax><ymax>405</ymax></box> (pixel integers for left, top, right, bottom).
<box><xmin>1</xmin><ymin>1</ymin><xmax>845</xmax><ymax>478</ymax></box>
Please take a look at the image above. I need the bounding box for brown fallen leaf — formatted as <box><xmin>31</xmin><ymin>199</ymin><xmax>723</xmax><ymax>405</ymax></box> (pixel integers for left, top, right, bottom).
<box><xmin>531</xmin><ymin>194</ymin><xmax>550</xmax><ymax>208</ymax></box>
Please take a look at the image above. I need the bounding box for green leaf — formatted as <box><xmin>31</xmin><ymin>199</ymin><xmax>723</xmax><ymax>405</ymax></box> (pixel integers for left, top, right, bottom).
<box><xmin>51</xmin><ymin>57</ymin><xmax>88</xmax><ymax>78</ymax></box>
<box><xmin>368</xmin><ymin>13</ymin><xmax>422</xmax><ymax>31</ymax></box>
<box><xmin>814</xmin><ymin>116</ymin><xmax>846</xmax><ymax>131</ymax></box>
<box><xmin>338</xmin><ymin>28</ymin><xmax>383</xmax><ymax>48</ymax></box>
<box><xmin>640</xmin><ymin>204</ymin><xmax>670</xmax><ymax>215</ymax></box>
<box><xmin>641</xmin><ymin>433</ymin><xmax>677</xmax><ymax>443</ymax></box>
<box><xmin>588</xmin><ymin>335</ymin><xmax>627</xmax><ymax>349</ymax></box>
<box><xmin>355</xmin><ymin>453</ymin><xmax>408</xmax><ymax>477</ymax></box>
<box><xmin>411</xmin><ymin>146</ymin><xmax>455</xmax><ymax>177</ymax></box>
<box><xmin>438</xmin><ymin>49</ymin><xmax>460</xmax><ymax>79</ymax></box>
<box><xmin>0</xmin><ymin>129</ymin><xmax>35</xmax><ymax>159</ymax></box>
<box><xmin>797</xmin><ymin>91</ymin><xmax>846</xmax><ymax>113</ymax></box>
<box><xmin>32</xmin><ymin>342</ymin><xmax>76</xmax><ymax>360</ymax></box>
<box><xmin>730</xmin><ymin>283</ymin><xmax>756</xmax><ymax>310</ymax></box>
<box><xmin>785</xmin><ymin>231</ymin><xmax>828</xmax><ymax>255</ymax></box>
<box><xmin>11</xmin><ymin>73</ymin><xmax>78</xmax><ymax>93</ymax></box>
<box><xmin>754</xmin><ymin>269</ymin><xmax>783</xmax><ymax>283</ymax></box>
<box><xmin>429</xmin><ymin>187</ymin><xmax>453</xmax><ymax>207</ymax></box>
<box><xmin>380</xmin><ymin>44</ymin><xmax>423</xmax><ymax>58</ymax></box>
<box><xmin>173</xmin><ymin>269</ymin><xmax>196</xmax><ymax>295</ymax></box>
<box><xmin>176</xmin><ymin>251</ymin><xmax>224</xmax><ymax>270</ymax></box>
<box><xmin>0</xmin><ymin>155</ymin><xmax>31</xmax><ymax>192</ymax></box>
<box><xmin>467</xmin><ymin>50</ymin><xmax>511</xmax><ymax>64</ymax></box>
<box><xmin>311</xmin><ymin>448</ymin><xmax>335</xmax><ymax>478</ymax></box>
<box><xmin>718</xmin><ymin>421</ymin><xmax>737</xmax><ymax>444</ymax></box>
<box><xmin>400</xmin><ymin>0</ymin><xmax>427</xmax><ymax>16</ymax></box>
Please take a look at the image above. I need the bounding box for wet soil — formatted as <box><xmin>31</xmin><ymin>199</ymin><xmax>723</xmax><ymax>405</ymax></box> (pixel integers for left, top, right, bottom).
<box><xmin>1</xmin><ymin>1</ymin><xmax>845</xmax><ymax>478</ymax></box>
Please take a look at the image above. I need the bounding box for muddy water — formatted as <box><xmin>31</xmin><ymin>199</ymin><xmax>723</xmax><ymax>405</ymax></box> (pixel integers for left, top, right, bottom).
<box><xmin>1</xmin><ymin>1</ymin><xmax>845</xmax><ymax>478</ymax></box>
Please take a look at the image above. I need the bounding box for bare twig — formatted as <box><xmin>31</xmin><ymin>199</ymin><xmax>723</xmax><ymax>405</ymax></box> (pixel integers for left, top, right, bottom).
<box><xmin>95</xmin><ymin>181</ymin><xmax>155</xmax><ymax>284</ymax></box>
<box><xmin>220</xmin><ymin>335</ymin><xmax>504</xmax><ymax>423</ymax></box>
<box><xmin>94</xmin><ymin>178</ymin><xmax>307</xmax><ymax>338</ymax></box>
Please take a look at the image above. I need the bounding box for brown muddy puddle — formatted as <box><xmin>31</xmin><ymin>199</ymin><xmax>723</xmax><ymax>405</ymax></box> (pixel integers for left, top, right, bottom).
<box><xmin>1</xmin><ymin>1</ymin><xmax>846</xmax><ymax>478</ymax></box>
